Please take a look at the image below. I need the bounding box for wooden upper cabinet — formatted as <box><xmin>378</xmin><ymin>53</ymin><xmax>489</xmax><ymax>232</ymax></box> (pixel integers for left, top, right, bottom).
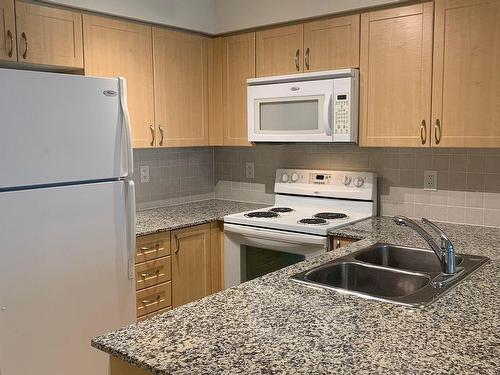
<box><xmin>15</xmin><ymin>1</ymin><xmax>83</xmax><ymax>68</ymax></box>
<box><xmin>83</xmin><ymin>15</ymin><xmax>155</xmax><ymax>148</ymax></box>
<box><xmin>431</xmin><ymin>0</ymin><xmax>500</xmax><ymax>147</ymax></box>
<box><xmin>222</xmin><ymin>32</ymin><xmax>255</xmax><ymax>146</ymax></box>
<box><xmin>0</xmin><ymin>0</ymin><xmax>16</xmax><ymax>61</ymax></box>
<box><xmin>303</xmin><ymin>15</ymin><xmax>360</xmax><ymax>71</ymax></box>
<box><xmin>256</xmin><ymin>24</ymin><xmax>303</xmax><ymax>77</ymax></box>
<box><xmin>359</xmin><ymin>3</ymin><xmax>434</xmax><ymax>147</ymax></box>
<box><xmin>153</xmin><ymin>27</ymin><xmax>209</xmax><ymax>147</ymax></box>
<box><xmin>171</xmin><ymin>224</ymin><xmax>211</xmax><ymax>308</ymax></box>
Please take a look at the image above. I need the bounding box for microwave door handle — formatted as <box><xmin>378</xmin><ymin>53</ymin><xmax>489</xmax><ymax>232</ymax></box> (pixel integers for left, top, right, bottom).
<box><xmin>324</xmin><ymin>93</ymin><xmax>333</xmax><ymax>137</ymax></box>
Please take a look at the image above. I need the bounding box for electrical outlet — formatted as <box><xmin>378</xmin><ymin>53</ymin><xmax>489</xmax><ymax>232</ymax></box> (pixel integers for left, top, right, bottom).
<box><xmin>245</xmin><ymin>162</ymin><xmax>255</xmax><ymax>179</ymax></box>
<box><xmin>140</xmin><ymin>165</ymin><xmax>150</xmax><ymax>183</ymax></box>
<box><xmin>424</xmin><ymin>170</ymin><xmax>437</xmax><ymax>191</ymax></box>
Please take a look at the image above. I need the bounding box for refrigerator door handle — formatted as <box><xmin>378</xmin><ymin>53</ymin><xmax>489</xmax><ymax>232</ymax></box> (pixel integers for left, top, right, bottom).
<box><xmin>118</xmin><ymin>77</ymin><xmax>134</xmax><ymax>179</ymax></box>
<box><xmin>126</xmin><ymin>180</ymin><xmax>137</xmax><ymax>279</ymax></box>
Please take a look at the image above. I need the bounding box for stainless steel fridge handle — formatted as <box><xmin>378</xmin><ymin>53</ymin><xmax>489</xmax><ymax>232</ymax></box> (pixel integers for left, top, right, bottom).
<box><xmin>125</xmin><ymin>180</ymin><xmax>136</xmax><ymax>280</ymax></box>
<box><xmin>118</xmin><ymin>77</ymin><xmax>134</xmax><ymax>179</ymax></box>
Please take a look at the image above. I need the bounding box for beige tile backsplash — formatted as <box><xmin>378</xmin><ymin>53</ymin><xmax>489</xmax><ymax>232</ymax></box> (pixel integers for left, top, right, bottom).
<box><xmin>133</xmin><ymin>144</ymin><xmax>500</xmax><ymax>227</ymax></box>
<box><xmin>213</xmin><ymin>144</ymin><xmax>500</xmax><ymax>228</ymax></box>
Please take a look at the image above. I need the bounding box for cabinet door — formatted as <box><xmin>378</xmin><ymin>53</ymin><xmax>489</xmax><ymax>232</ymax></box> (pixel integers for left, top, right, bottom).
<box><xmin>359</xmin><ymin>3</ymin><xmax>433</xmax><ymax>147</ymax></box>
<box><xmin>431</xmin><ymin>0</ymin><xmax>500</xmax><ymax>147</ymax></box>
<box><xmin>222</xmin><ymin>32</ymin><xmax>255</xmax><ymax>146</ymax></box>
<box><xmin>153</xmin><ymin>27</ymin><xmax>209</xmax><ymax>147</ymax></box>
<box><xmin>256</xmin><ymin>24</ymin><xmax>303</xmax><ymax>77</ymax></box>
<box><xmin>83</xmin><ymin>15</ymin><xmax>155</xmax><ymax>148</ymax></box>
<box><xmin>210</xmin><ymin>222</ymin><xmax>223</xmax><ymax>294</ymax></box>
<box><xmin>303</xmin><ymin>15</ymin><xmax>360</xmax><ymax>72</ymax></box>
<box><xmin>15</xmin><ymin>1</ymin><xmax>83</xmax><ymax>68</ymax></box>
<box><xmin>0</xmin><ymin>0</ymin><xmax>16</xmax><ymax>61</ymax></box>
<box><xmin>171</xmin><ymin>224</ymin><xmax>211</xmax><ymax>307</ymax></box>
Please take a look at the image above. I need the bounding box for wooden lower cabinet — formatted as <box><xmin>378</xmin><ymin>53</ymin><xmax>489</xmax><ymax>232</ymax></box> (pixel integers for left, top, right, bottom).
<box><xmin>110</xmin><ymin>356</ymin><xmax>151</xmax><ymax>375</ymax></box>
<box><xmin>171</xmin><ymin>224</ymin><xmax>212</xmax><ymax>308</ymax></box>
<box><xmin>134</xmin><ymin>222</ymin><xmax>223</xmax><ymax>319</ymax></box>
<box><xmin>331</xmin><ymin>236</ymin><xmax>358</xmax><ymax>250</ymax></box>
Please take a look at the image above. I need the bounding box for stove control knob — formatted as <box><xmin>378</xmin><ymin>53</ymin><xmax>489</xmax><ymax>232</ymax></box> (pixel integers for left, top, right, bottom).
<box><xmin>291</xmin><ymin>173</ymin><xmax>299</xmax><ymax>182</ymax></box>
<box><xmin>354</xmin><ymin>176</ymin><xmax>365</xmax><ymax>188</ymax></box>
<box><xmin>342</xmin><ymin>175</ymin><xmax>352</xmax><ymax>186</ymax></box>
<box><xmin>281</xmin><ymin>173</ymin><xmax>290</xmax><ymax>183</ymax></box>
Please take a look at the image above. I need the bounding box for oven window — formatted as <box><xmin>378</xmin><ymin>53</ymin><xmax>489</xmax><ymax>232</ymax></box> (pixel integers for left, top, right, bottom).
<box><xmin>259</xmin><ymin>100</ymin><xmax>319</xmax><ymax>131</ymax></box>
<box><xmin>244</xmin><ymin>246</ymin><xmax>305</xmax><ymax>282</ymax></box>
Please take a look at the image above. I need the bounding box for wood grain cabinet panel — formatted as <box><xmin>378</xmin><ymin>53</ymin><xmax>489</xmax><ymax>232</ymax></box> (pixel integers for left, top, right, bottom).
<box><xmin>136</xmin><ymin>282</ymin><xmax>172</xmax><ymax>317</ymax></box>
<box><xmin>135</xmin><ymin>232</ymin><xmax>171</xmax><ymax>264</ymax></box>
<box><xmin>0</xmin><ymin>0</ymin><xmax>16</xmax><ymax>61</ymax></box>
<box><xmin>135</xmin><ymin>256</ymin><xmax>171</xmax><ymax>290</ymax></box>
<box><xmin>83</xmin><ymin>15</ymin><xmax>155</xmax><ymax>148</ymax></box>
<box><xmin>256</xmin><ymin>24</ymin><xmax>303</xmax><ymax>76</ymax></box>
<box><xmin>359</xmin><ymin>3</ymin><xmax>434</xmax><ymax>147</ymax></box>
<box><xmin>431</xmin><ymin>0</ymin><xmax>500</xmax><ymax>147</ymax></box>
<box><xmin>153</xmin><ymin>27</ymin><xmax>209</xmax><ymax>147</ymax></box>
<box><xmin>15</xmin><ymin>1</ymin><xmax>83</xmax><ymax>68</ymax></box>
<box><xmin>171</xmin><ymin>224</ymin><xmax>211</xmax><ymax>307</ymax></box>
<box><xmin>303</xmin><ymin>15</ymin><xmax>360</xmax><ymax>71</ymax></box>
<box><xmin>222</xmin><ymin>32</ymin><xmax>255</xmax><ymax>146</ymax></box>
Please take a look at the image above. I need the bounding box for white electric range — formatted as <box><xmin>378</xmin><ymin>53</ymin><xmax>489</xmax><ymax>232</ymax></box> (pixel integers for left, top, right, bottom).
<box><xmin>223</xmin><ymin>169</ymin><xmax>377</xmax><ymax>289</ymax></box>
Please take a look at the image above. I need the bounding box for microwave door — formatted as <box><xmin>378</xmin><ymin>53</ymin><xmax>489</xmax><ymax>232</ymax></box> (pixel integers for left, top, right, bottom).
<box><xmin>248</xmin><ymin>80</ymin><xmax>334</xmax><ymax>142</ymax></box>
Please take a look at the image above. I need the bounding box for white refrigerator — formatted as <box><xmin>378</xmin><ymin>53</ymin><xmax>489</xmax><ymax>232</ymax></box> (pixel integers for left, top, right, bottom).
<box><xmin>0</xmin><ymin>68</ymin><xmax>137</xmax><ymax>375</ymax></box>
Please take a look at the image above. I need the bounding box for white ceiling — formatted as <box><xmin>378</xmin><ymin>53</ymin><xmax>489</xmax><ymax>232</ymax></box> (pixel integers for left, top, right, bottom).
<box><xmin>44</xmin><ymin>0</ymin><xmax>405</xmax><ymax>34</ymax></box>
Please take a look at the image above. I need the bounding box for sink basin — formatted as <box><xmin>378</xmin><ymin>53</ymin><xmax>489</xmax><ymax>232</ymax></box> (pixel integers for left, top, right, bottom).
<box><xmin>304</xmin><ymin>262</ymin><xmax>430</xmax><ymax>298</ymax></box>
<box><xmin>354</xmin><ymin>244</ymin><xmax>463</xmax><ymax>273</ymax></box>
<box><xmin>291</xmin><ymin>243</ymin><xmax>489</xmax><ymax>308</ymax></box>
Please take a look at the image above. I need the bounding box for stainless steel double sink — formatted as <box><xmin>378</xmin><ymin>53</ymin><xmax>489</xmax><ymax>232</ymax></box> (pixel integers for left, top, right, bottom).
<box><xmin>291</xmin><ymin>243</ymin><xmax>489</xmax><ymax>308</ymax></box>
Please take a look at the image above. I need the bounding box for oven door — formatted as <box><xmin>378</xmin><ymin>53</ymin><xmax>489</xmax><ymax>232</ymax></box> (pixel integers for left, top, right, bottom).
<box><xmin>247</xmin><ymin>79</ymin><xmax>334</xmax><ymax>142</ymax></box>
<box><xmin>223</xmin><ymin>224</ymin><xmax>328</xmax><ymax>289</ymax></box>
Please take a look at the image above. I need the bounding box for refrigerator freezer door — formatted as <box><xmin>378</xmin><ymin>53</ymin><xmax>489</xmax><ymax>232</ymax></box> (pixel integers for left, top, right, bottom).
<box><xmin>0</xmin><ymin>181</ymin><xmax>136</xmax><ymax>375</ymax></box>
<box><xmin>0</xmin><ymin>68</ymin><xmax>129</xmax><ymax>189</ymax></box>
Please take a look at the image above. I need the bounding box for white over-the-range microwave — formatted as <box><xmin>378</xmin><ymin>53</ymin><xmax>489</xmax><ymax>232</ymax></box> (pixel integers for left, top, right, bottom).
<box><xmin>247</xmin><ymin>69</ymin><xmax>359</xmax><ymax>143</ymax></box>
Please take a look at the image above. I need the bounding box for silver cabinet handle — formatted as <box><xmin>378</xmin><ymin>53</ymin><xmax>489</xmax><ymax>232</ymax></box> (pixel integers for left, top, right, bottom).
<box><xmin>305</xmin><ymin>47</ymin><xmax>310</xmax><ymax>70</ymax></box>
<box><xmin>159</xmin><ymin>125</ymin><xmax>164</xmax><ymax>146</ymax></box>
<box><xmin>140</xmin><ymin>269</ymin><xmax>160</xmax><ymax>278</ymax></box>
<box><xmin>141</xmin><ymin>295</ymin><xmax>160</xmax><ymax>304</ymax></box>
<box><xmin>21</xmin><ymin>32</ymin><xmax>28</xmax><ymax>59</ymax></box>
<box><xmin>420</xmin><ymin>120</ymin><xmax>427</xmax><ymax>145</ymax></box>
<box><xmin>7</xmin><ymin>30</ymin><xmax>13</xmax><ymax>58</ymax></box>
<box><xmin>174</xmin><ymin>234</ymin><xmax>180</xmax><ymax>254</ymax></box>
<box><xmin>335</xmin><ymin>239</ymin><xmax>340</xmax><ymax>249</ymax></box>
<box><xmin>149</xmin><ymin>125</ymin><xmax>155</xmax><ymax>146</ymax></box>
<box><xmin>295</xmin><ymin>49</ymin><xmax>300</xmax><ymax>71</ymax></box>
<box><xmin>434</xmin><ymin>119</ymin><xmax>442</xmax><ymax>145</ymax></box>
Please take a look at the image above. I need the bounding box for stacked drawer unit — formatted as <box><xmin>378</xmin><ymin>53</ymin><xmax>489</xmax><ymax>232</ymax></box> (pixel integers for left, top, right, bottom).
<box><xmin>135</xmin><ymin>232</ymin><xmax>172</xmax><ymax>321</ymax></box>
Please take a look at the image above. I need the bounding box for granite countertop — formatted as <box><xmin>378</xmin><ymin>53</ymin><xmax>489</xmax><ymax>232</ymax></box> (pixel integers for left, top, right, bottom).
<box><xmin>93</xmin><ymin>217</ymin><xmax>500</xmax><ymax>374</ymax></box>
<box><xmin>136</xmin><ymin>199</ymin><xmax>268</xmax><ymax>236</ymax></box>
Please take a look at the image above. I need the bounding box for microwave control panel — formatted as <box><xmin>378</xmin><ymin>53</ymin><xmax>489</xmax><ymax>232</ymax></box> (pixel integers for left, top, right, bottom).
<box><xmin>334</xmin><ymin>94</ymin><xmax>350</xmax><ymax>135</ymax></box>
<box><xmin>332</xmin><ymin>74</ymin><xmax>358</xmax><ymax>143</ymax></box>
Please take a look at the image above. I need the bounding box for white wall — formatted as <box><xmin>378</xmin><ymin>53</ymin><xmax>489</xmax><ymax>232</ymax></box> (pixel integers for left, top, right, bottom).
<box><xmin>214</xmin><ymin>0</ymin><xmax>405</xmax><ymax>33</ymax></box>
<box><xmin>44</xmin><ymin>0</ymin><xmax>407</xmax><ymax>34</ymax></box>
<box><xmin>43</xmin><ymin>0</ymin><xmax>217</xmax><ymax>34</ymax></box>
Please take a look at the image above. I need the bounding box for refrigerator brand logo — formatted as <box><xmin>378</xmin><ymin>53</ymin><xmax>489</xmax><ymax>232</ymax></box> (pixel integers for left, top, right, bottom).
<box><xmin>103</xmin><ymin>90</ymin><xmax>117</xmax><ymax>97</ymax></box>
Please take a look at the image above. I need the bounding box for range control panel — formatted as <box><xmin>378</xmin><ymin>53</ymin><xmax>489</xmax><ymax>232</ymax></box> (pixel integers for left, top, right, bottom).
<box><xmin>275</xmin><ymin>169</ymin><xmax>377</xmax><ymax>201</ymax></box>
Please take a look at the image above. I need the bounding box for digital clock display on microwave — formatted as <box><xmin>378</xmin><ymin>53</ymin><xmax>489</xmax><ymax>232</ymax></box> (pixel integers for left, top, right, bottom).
<box><xmin>316</xmin><ymin>175</ymin><xmax>325</xmax><ymax>180</ymax></box>
<box><xmin>337</xmin><ymin>94</ymin><xmax>347</xmax><ymax>100</ymax></box>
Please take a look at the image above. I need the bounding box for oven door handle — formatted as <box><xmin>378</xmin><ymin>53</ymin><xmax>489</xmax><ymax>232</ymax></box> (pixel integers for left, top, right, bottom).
<box><xmin>223</xmin><ymin>223</ymin><xmax>327</xmax><ymax>246</ymax></box>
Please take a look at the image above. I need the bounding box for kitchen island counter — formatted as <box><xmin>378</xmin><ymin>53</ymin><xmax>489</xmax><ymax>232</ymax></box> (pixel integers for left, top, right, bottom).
<box><xmin>93</xmin><ymin>218</ymin><xmax>500</xmax><ymax>374</ymax></box>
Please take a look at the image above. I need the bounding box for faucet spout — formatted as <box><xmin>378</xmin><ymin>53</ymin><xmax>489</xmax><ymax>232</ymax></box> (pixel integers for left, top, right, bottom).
<box><xmin>393</xmin><ymin>216</ymin><xmax>444</xmax><ymax>263</ymax></box>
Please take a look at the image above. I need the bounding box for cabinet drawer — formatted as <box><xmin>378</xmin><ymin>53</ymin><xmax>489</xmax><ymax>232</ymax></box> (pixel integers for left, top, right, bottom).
<box><xmin>136</xmin><ymin>282</ymin><xmax>171</xmax><ymax>317</ymax></box>
<box><xmin>136</xmin><ymin>232</ymin><xmax>170</xmax><ymax>263</ymax></box>
<box><xmin>137</xmin><ymin>307</ymin><xmax>172</xmax><ymax>322</ymax></box>
<box><xmin>135</xmin><ymin>256</ymin><xmax>171</xmax><ymax>290</ymax></box>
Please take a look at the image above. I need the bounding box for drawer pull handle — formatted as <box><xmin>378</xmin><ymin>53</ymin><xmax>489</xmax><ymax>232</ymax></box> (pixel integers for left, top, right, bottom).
<box><xmin>140</xmin><ymin>269</ymin><xmax>160</xmax><ymax>278</ymax></box>
<box><xmin>305</xmin><ymin>47</ymin><xmax>310</xmax><ymax>70</ymax></box>
<box><xmin>139</xmin><ymin>244</ymin><xmax>160</xmax><ymax>252</ymax></box>
<box><xmin>434</xmin><ymin>119</ymin><xmax>442</xmax><ymax>145</ymax></box>
<box><xmin>174</xmin><ymin>235</ymin><xmax>180</xmax><ymax>254</ymax></box>
<box><xmin>295</xmin><ymin>49</ymin><xmax>300</xmax><ymax>71</ymax></box>
<box><xmin>141</xmin><ymin>295</ymin><xmax>161</xmax><ymax>304</ymax></box>
<box><xmin>420</xmin><ymin>120</ymin><xmax>427</xmax><ymax>145</ymax></box>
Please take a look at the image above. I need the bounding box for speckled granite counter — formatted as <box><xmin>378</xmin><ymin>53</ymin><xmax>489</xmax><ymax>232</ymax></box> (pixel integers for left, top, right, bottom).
<box><xmin>94</xmin><ymin>217</ymin><xmax>500</xmax><ymax>374</ymax></box>
<box><xmin>136</xmin><ymin>199</ymin><xmax>267</xmax><ymax>236</ymax></box>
